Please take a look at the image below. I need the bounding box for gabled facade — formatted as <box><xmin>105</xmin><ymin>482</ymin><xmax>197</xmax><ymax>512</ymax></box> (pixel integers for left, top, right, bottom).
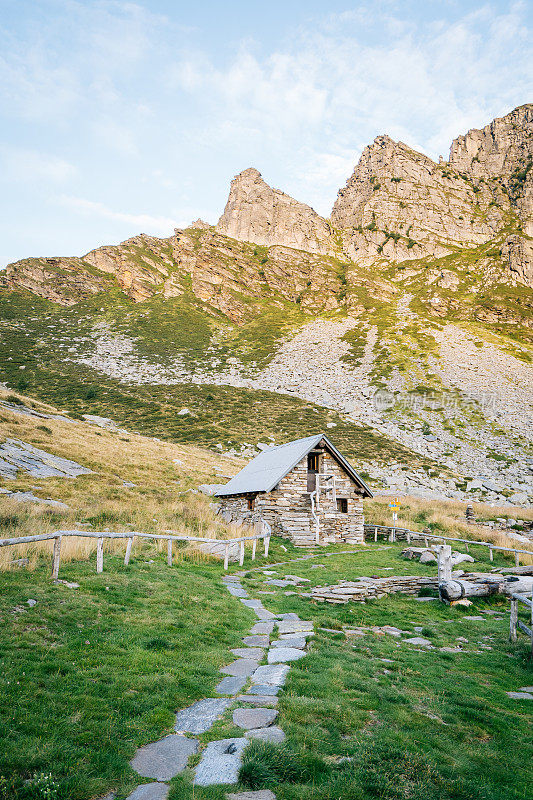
<box><xmin>215</xmin><ymin>434</ymin><xmax>372</xmax><ymax>547</ymax></box>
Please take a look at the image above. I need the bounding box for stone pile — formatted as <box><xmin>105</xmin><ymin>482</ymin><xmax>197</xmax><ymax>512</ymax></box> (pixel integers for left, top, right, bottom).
<box><xmin>311</xmin><ymin>575</ymin><xmax>440</xmax><ymax>603</ymax></box>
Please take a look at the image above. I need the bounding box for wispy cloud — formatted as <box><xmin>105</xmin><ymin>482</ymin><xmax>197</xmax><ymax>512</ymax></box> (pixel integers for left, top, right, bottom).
<box><xmin>56</xmin><ymin>195</ymin><xmax>178</xmax><ymax>235</ymax></box>
<box><xmin>0</xmin><ymin>145</ymin><xmax>77</xmax><ymax>183</ymax></box>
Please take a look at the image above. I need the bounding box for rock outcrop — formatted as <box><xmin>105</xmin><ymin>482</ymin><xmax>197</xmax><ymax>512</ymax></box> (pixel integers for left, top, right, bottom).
<box><xmin>3</xmin><ymin>257</ymin><xmax>110</xmax><ymax>306</ymax></box>
<box><xmin>216</xmin><ymin>168</ymin><xmax>334</xmax><ymax>255</ymax></box>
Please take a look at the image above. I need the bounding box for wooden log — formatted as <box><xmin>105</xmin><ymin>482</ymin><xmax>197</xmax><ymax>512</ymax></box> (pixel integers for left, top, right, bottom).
<box><xmin>239</xmin><ymin>540</ymin><xmax>245</xmax><ymax>566</ymax></box>
<box><xmin>96</xmin><ymin>537</ymin><xmax>104</xmax><ymax>573</ymax></box>
<box><xmin>52</xmin><ymin>536</ymin><xmax>62</xmax><ymax>580</ymax></box>
<box><xmin>124</xmin><ymin>536</ymin><xmax>133</xmax><ymax>565</ymax></box>
<box><xmin>167</xmin><ymin>538</ymin><xmax>173</xmax><ymax>567</ymax></box>
<box><xmin>438</xmin><ymin>545</ymin><xmax>452</xmax><ymax>583</ymax></box>
<box><xmin>510</xmin><ymin>598</ymin><xmax>518</xmax><ymax>642</ymax></box>
<box><xmin>224</xmin><ymin>543</ymin><xmax>229</xmax><ymax>571</ymax></box>
<box><xmin>439</xmin><ymin>579</ymin><xmax>498</xmax><ymax>602</ymax></box>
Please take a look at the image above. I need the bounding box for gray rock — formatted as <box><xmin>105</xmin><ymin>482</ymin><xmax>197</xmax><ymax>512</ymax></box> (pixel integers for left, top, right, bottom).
<box><xmin>251</xmin><ymin>664</ymin><xmax>290</xmax><ymax>686</ymax></box>
<box><xmin>266</xmin><ymin>580</ymin><xmax>293</xmax><ymax>587</ymax></box>
<box><xmin>220</xmin><ymin>659</ymin><xmax>260</xmax><ymax>678</ymax></box>
<box><xmin>245</xmin><ymin>726</ymin><xmax>286</xmax><ymax>743</ymax></box>
<box><xmin>241</xmin><ymin>599</ymin><xmax>263</xmax><ymax>609</ymax></box>
<box><xmin>415</xmin><ymin>597</ymin><xmax>438</xmax><ymax>602</ymax></box>
<box><xmin>403</xmin><ymin>637</ymin><xmax>432</xmax><ymax>647</ymax></box>
<box><xmin>227</xmin><ymin>586</ymin><xmax>248</xmax><ymax>597</ymax></box>
<box><xmin>175</xmin><ymin>698</ymin><xmax>231</xmax><ymax>734</ymax></box>
<box><xmin>215</xmin><ymin>676</ymin><xmax>247</xmax><ymax>696</ymax></box>
<box><xmin>130</xmin><ymin>734</ymin><xmax>198</xmax><ymax>780</ymax></box>
<box><xmin>419</xmin><ymin>551</ymin><xmax>437</xmax><ymax>564</ymax></box>
<box><xmin>246</xmin><ymin>684</ymin><xmax>280</xmax><ymax>696</ymax></box>
<box><xmin>255</xmin><ymin>609</ymin><xmax>277</xmax><ymax>620</ymax></box>
<box><xmin>243</xmin><ymin>635</ymin><xmax>270</xmax><ymax>648</ymax></box>
<box><xmin>270</xmin><ymin>636</ymin><xmax>306</xmax><ymax>649</ymax></box>
<box><xmin>506</xmin><ymin>691</ymin><xmax>533</xmax><ymax>699</ymax></box>
<box><xmin>226</xmin><ymin>790</ymin><xmax>277</xmax><ymax>800</ymax></box>
<box><xmin>267</xmin><ymin>647</ymin><xmax>306</xmax><ymax>664</ymax></box>
<box><xmin>233</xmin><ymin>707</ymin><xmax>278</xmax><ymax>730</ymax></box>
<box><xmin>230</xmin><ymin>648</ymin><xmax>264</xmax><ymax>660</ymax></box>
<box><xmin>235</xmin><ymin>695</ymin><xmax>278</xmax><ymax>707</ymax></box>
<box><xmin>194</xmin><ymin>737</ymin><xmax>248</xmax><ymax>786</ymax></box>
<box><xmin>250</xmin><ymin>622</ymin><xmax>275</xmax><ymax>635</ymax></box>
<box><xmin>277</xmin><ymin>620</ymin><xmax>313</xmax><ymax>635</ymax></box>
<box><xmin>125</xmin><ymin>785</ymin><xmax>169</xmax><ymax>800</ymax></box>
<box><xmin>26</xmin><ymin>599</ymin><xmax>37</xmax><ymax>607</ymax></box>
<box><xmin>0</xmin><ymin>438</ymin><xmax>92</xmax><ymax>480</ymax></box>
<box><xmin>519</xmin><ymin>686</ymin><xmax>533</xmax><ymax>692</ymax></box>
<box><xmin>198</xmin><ymin>484</ymin><xmax>226</xmax><ymax>495</ymax></box>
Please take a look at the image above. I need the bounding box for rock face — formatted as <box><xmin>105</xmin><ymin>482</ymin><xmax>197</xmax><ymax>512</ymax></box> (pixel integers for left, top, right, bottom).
<box><xmin>331</xmin><ymin>135</ymin><xmax>508</xmax><ymax>265</ymax></box>
<box><xmin>216</xmin><ymin>168</ymin><xmax>334</xmax><ymax>255</ymax></box>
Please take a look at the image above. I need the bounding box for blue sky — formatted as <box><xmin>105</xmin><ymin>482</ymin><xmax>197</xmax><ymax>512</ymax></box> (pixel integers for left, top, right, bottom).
<box><xmin>1</xmin><ymin>0</ymin><xmax>531</xmax><ymax>266</ymax></box>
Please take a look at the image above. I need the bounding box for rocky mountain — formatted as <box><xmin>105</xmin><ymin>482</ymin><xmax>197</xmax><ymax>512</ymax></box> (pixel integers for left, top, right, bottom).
<box><xmin>1</xmin><ymin>104</ymin><xmax>532</xmax><ymax>506</ymax></box>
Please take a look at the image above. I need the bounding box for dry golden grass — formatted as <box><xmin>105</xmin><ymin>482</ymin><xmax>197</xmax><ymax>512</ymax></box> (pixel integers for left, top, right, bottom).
<box><xmin>368</xmin><ymin>494</ymin><xmax>533</xmax><ymax>565</ymax></box>
<box><xmin>0</xmin><ymin>389</ymin><xmax>249</xmax><ymax>570</ymax></box>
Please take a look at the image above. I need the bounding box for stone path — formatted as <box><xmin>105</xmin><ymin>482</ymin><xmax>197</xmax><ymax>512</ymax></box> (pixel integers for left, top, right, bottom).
<box><xmin>120</xmin><ymin>572</ymin><xmax>314</xmax><ymax>798</ymax></box>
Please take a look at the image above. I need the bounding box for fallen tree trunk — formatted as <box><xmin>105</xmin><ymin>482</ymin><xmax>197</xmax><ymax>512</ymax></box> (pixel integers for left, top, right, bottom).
<box><xmin>439</xmin><ymin>579</ymin><xmax>501</xmax><ymax>601</ymax></box>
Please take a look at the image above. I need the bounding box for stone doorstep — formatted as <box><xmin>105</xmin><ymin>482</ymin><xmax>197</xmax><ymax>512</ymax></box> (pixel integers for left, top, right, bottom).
<box><xmin>130</xmin><ymin>734</ymin><xmax>198</xmax><ymax>781</ymax></box>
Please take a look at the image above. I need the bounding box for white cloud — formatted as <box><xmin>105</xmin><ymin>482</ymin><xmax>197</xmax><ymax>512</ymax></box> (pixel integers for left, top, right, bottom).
<box><xmin>56</xmin><ymin>195</ymin><xmax>178</xmax><ymax>234</ymax></box>
<box><xmin>0</xmin><ymin>146</ymin><xmax>77</xmax><ymax>183</ymax></box>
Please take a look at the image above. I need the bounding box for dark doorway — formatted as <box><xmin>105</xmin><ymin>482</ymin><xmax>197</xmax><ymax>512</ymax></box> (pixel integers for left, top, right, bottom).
<box><xmin>307</xmin><ymin>452</ymin><xmax>320</xmax><ymax>492</ymax></box>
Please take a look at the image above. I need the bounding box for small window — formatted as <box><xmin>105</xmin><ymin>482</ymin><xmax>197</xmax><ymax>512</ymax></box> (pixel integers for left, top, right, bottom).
<box><xmin>307</xmin><ymin>453</ymin><xmax>320</xmax><ymax>473</ymax></box>
<box><xmin>247</xmin><ymin>497</ymin><xmax>255</xmax><ymax>511</ymax></box>
<box><xmin>337</xmin><ymin>498</ymin><xmax>348</xmax><ymax>514</ymax></box>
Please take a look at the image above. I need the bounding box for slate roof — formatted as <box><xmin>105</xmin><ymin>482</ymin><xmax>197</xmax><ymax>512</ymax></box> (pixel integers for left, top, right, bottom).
<box><xmin>214</xmin><ymin>434</ymin><xmax>373</xmax><ymax>498</ymax></box>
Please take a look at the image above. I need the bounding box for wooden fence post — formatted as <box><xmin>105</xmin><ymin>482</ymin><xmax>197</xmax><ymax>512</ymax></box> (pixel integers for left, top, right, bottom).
<box><xmin>406</xmin><ymin>531</ymin><xmax>411</xmax><ymax>545</ymax></box>
<box><xmin>489</xmin><ymin>546</ymin><xmax>493</xmax><ymax>562</ymax></box>
<box><xmin>239</xmin><ymin>540</ymin><xmax>245</xmax><ymax>566</ymax></box>
<box><xmin>424</xmin><ymin>537</ymin><xmax>429</xmax><ymax>548</ymax></box>
<box><xmin>224</xmin><ymin>543</ymin><xmax>229</xmax><ymax>571</ymax></box>
<box><xmin>531</xmin><ymin>591</ymin><xmax>533</xmax><ymax>657</ymax></box>
<box><xmin>510</xmin><ymin>598</ymin><xmax>518</xmax><ymax>642</ymax></box>
<box><xmin>374</xmin><ymin>527</ymin><xmax>378</xmax><ymax>542</ymax></box>
<box><xmin>124</xmin><ymin>536</ymin><xmax>133</xmax><ymax>565</ymax></box>
<box><xmin>252</xmin><ymin>538</ymin><xmax>257</xmax><ymax>561</ymax></box>
<box><xmin>464</xmin><ymin>542</ymin><xmax>469</xmax><ymax>552</ymax></box>
<box><xmin>96</xmin><ymin>537</ymin><xmax>104</xmax><ymax>573</ymax></box>
<box><xmin>167</xmin><ymin>538</ymin><xmax>173</xmax><ymax>567</ymax></box>
<box><xmin>52</xmin><ymin>535</ymin><xmax>62</xmax><ymax>580</ymax></box>
<box><xmin>515</xmin><ymin>551</ymin><xmax>520</xmax><ymax>567</ymax></box>
<box><xmin>265</xmin><ymin>536</ymin><xmax>270</xmax><ymax>557</ymax></box>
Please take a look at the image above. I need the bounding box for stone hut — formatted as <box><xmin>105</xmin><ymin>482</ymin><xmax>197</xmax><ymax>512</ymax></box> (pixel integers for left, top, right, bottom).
<box><xmin>215</xmin><ymin>434</ymin><xmax>372</xmax><ymax>547</ymax></box>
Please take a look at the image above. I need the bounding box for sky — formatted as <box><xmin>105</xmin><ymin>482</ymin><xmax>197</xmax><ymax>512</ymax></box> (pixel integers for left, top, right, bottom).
<box><xmin>0</xmin><ymin>0</ymin><xmax>532</xmax><ymax>266</ymax></box>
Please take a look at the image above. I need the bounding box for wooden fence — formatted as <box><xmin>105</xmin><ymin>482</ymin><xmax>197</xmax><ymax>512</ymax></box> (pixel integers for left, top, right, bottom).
<box><xmin>509</xmin><ymin>591</ymin><xmax>533</xmax><ymax>655</ymax></box>
<box><xmin>364</xmin><ymin>523</ymin><xmax>532</xmax><ymax>567</ymax></box>
<box><xmin>0</xmin><ymin>521</ymin><xmax>272</xmax><ymax>580</ymax></box>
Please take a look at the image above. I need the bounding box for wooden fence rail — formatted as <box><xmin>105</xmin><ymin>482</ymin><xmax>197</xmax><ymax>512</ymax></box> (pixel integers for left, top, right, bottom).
<box><xmin>509</xmin><ymin>591</ymin><xmax>533</xmax><ymax>656</ymax></box>
<box><xmin>364</xmin><ymin>523</ymin><xmax>532</xmax><ymax>565</ymax></box>
<box><xmin>0</xmin><ymin>522</ymin><xmax>272</xmax><ymax>580</ymax></box>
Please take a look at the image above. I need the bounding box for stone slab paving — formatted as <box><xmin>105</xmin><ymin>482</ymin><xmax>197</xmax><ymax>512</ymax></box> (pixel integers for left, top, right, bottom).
<box><xmin>245</xmin><ymin>726</ymin><xmax>286</xmax><ymax>743</ymax></box>
<box><xmin>270</xmin><ymin>636</ymin><xmax>306</xmax><ymax>649</ymax></box>
<box><xmin>227</xmin><ymin>790</ymin><xmax>276</xmax><ymax>800</ymax></box>
<box><xmin>250</xmin><ymin>622</ymin><xmax>275</xmax><ymax>635</ymax></box>
<box><xmin>215</xmin><ymin>676</ymin><xmax>247</xmax><ymax>695</ymax></box>
<box><xmin>255</xmin><ymin>609</ymin><xmax>277</xmax><ymax>621</ymax></box>
<box><xmin>243</xmin><ymin>634</ymin><xmax>270</xmax><ymax>647</ymax></box>
<box><xmin>251</xmin><ymin>664</ymin><xmax>290</xmax><ymax>686</ymax></box>
<box><xmin>236</xmin><ymin>695</ymin><xmax>278</xmax><ymax>707</ymax></box>
<box><xmin>233</xmin><ymin>707</ymin><xmax>278</xmax><ymax>730</ymax></box>
<box><xmin>125</xmin><ymin>784</ymin><xmax>169</xmax><ymax>800</ymax></box>
<box><xmin>241</xmin><ymin>599</ymin><xmax>263</xmax><ymax>609</ymax></box>
<box><xmin>130</xmin><ymin>734</ymin><xmax>198</xmax><ymax>780</ymax></box>
<box><xmin>246</xmin><ymin>683</ymin><xmax>280</xmax><ymax>696</ymax></box>
<box><xmin>403</xmin><ymin>637</ymin><xmax>433</xmax><ymax>647</ymax></box>
<box><xmin>506</xmin><ymin>691</ymin><xmax>533</xmax><ymax>699</ymax></box>
<box><xmin>194</xmin><ymin>737</ymin><xmax>248</xmax><ymax>786</ymax></box>
<box><xmin>267</xmin><ymin>647</ymin><xmax>306</xmax><ymax>664</ymax></box>
<box><xmin>278</xmin><ymin>613</ymin><xmax>302</xmax><ymax>620</ymax></box>
<box><xmin>175</xmin><ymin>698</ymin><xmax>231</xmax><ymax>734</ymax></box>
<box><xmin>220</xmin><ymin>658</ymin><xmax>260</xmax><ymax>678</ymax></box>
<box><xmin>227</xmin><ymin>586</ymin><xmax>249</xmax><ymax>597</ymax></box>
<box><xmin>277</xmin><ymin>620</ymin><xmax>313</xmax><ymax>635</ymax></box>
<box><xmin>231</xmin><ymin>647</ymin><xmax>265</xmax><ymax>660</ymax></box>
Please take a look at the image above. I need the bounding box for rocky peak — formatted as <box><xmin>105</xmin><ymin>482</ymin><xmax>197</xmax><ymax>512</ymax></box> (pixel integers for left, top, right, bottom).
<box><xmin>216</xmin><ymin>167</ymin><xmax>334</xmax><ymax>255</ymax></box>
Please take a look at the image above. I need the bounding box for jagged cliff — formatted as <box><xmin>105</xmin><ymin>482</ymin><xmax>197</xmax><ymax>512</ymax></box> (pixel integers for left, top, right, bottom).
<box><xmin>3</xmin><ymin>103</ymin><xmax>533</xmax><ymax>313</ymax></box>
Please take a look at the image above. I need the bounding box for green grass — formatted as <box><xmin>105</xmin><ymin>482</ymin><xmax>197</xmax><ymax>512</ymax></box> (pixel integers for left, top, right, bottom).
<box><xmin>0</xmin><ymin>549</ymin><xmax>255</xmax><ymax>800</ymax></box>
